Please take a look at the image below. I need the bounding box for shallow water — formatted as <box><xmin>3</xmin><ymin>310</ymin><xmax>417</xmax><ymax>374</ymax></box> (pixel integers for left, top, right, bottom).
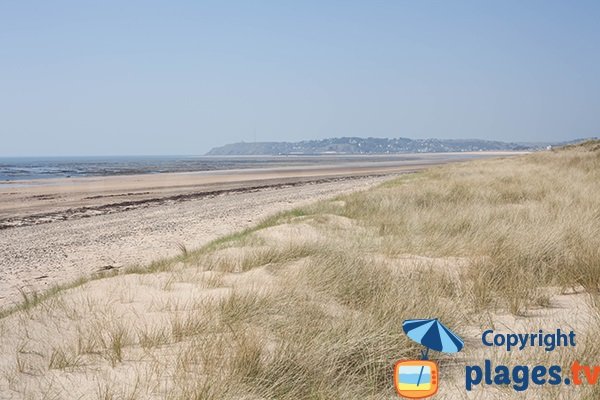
<box><xmin>0</xmin><ymin>154</ymin><xmax>442</xmax><ymax>181</ymax></box>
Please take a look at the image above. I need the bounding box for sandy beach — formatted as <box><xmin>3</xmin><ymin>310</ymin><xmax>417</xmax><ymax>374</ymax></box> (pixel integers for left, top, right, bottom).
<box><xmin>0</xmin><ymin>152</ymin><xmax>516</xmax><ymax>308</ymax></box>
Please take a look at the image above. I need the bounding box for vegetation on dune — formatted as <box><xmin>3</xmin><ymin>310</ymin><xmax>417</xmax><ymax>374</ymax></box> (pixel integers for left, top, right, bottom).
<box><xmin>1</xmin><ymin>142</ymin><xmax>599</xmax><ymax>398</ymax></box>
<box><xmin>338</xmin><ymin>143</ymin><xmax>600</xmax><ymax>314</ymax></box>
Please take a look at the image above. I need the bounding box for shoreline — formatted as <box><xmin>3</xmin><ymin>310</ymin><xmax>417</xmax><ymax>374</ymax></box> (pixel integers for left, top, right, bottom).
<box><xmin>0</xmin><ymin>151</ymin><xmax>526</xmax><ymax>186</ymax></box>
<box><xmin>0</xmin><ymin>152</ymin><xmax>522</xmax><ymax>227</ymax></box>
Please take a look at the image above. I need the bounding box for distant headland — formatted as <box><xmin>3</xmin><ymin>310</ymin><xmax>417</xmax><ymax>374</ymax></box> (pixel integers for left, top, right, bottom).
<box><xmin>206</xmin><ymin>136</ymin><xmax>594</xmax><ymax>155</ymax></box>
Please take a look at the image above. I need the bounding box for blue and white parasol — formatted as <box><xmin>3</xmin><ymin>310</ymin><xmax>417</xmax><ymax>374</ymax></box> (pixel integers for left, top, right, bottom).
<box><xmin>402</xmin><ymin>318</ymin><xmax>464</xmax><ymax>387</ymax></box>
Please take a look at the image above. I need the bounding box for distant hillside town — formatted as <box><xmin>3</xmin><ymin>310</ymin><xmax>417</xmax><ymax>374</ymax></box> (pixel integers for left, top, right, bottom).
<box><xmin>206</xmin><ymin>137</ymin><xmax>592</xmax><ymax>155</ymax></box>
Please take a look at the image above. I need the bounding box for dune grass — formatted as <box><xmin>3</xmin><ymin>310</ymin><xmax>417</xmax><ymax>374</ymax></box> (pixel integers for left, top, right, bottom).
<box><xmin>1</xmin><ymin>142</ymin><xmax>599</xmax><ymax>399</ymax></box>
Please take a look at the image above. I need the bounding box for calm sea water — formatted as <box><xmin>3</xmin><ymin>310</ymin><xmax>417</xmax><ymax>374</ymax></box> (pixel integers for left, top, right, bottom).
<box><xmin>0</xmin><ymin>155</ymin><xmax>428</xmax><ymax>181</ymax></box>
<box><xmin>0</xmin><ymin>156</ymin><xmax>306</xmax><ymax>181</ymax></box>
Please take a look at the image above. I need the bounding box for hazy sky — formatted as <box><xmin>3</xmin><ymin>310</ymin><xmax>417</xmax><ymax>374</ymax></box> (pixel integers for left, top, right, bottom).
<box><xmin>1</xmin><ymin>1</ymin><xmax>599</xmax><ymax>156</ymax></box>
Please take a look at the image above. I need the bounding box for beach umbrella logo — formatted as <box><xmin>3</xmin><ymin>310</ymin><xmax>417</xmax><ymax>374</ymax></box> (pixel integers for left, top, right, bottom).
<box><xmin>393</xmin><ymin>318</ymin><xmax>464</xmax><ymax>399</ymax></box>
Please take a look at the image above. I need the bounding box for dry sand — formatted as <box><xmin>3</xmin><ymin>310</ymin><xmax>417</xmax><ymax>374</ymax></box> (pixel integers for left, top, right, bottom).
<box><xmin>0</xmin><ymin>152</ymin><xmax>517</xmax><ymax>308</ymax></box>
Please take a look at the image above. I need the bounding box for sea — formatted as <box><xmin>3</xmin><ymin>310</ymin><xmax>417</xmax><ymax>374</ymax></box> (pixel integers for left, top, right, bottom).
<box><xmin>0</xmin><ymin>156</ymin><xmax>300</xmax><ymax>181</ymax></box>
<box><xmin>0</xmin><ymin>154</ymin><xmax>427</xmax><ymax>182</ymax></box>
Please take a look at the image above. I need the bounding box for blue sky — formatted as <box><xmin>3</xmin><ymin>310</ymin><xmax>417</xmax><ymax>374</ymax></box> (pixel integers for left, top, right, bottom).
<box><xmin>1</xmin><ymin>1</ymin><xmax>599</xmax><ymax>156</ymax></box>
